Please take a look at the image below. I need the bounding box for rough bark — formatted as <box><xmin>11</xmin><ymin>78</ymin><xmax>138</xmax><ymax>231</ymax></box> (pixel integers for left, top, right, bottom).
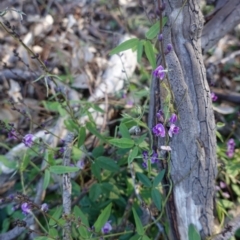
<box><xmin>202</xmin><ymin>0</ymin><xmax>240</xmax><ymax>53</ymax></box>
<box><xmin>149</xmin><ymin>0</ymin><xmax>217</xmax><ymax>239</ymax></box>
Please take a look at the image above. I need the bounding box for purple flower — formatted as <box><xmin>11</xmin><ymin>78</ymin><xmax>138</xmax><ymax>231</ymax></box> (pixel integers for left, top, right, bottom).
<box><xmin>142</xmin><ymin>151</ymin><xmax>148</xmax><ymax>161</ymax></box>
<box><xmin>220</xmin><ymin>181</ymin><xmax>227</xmax><ymax>189</ymax></box>
<box><xmin>158</xmin><ymin>33</ymin><xmax>163</xmax><ymax>41</ymax></box>
<box><xmin>8</xmin><ymin>129</ymin><xmax>17</xmax><ymax>140</ymax></box>
<box><xmin>211</xmin><ymin>92</ymin><xmax>218</xmax><ymax>102</ymax></box>
<box><xmin>222</xmin><ymin>192</ymin><xmax>230</xmax><ymax>199</ymax></box>
<box><xmin>153</xmin><ymin>65</ymin><xmax>167</xmax><ymax>80</ymax></box>
<box><xmin>41</xmin><ymin>203</ymin><xmax>48</xmax><ymax>212</ymax></box>
<box><xmin>21</xmin><ymin>202</ymin><xmax>31</xmax><ymax>215</ymax></box>
<box><xmin>226</xmin><ymin>138</ymin><xmax>235</xmax><ymax>158</ymax></box>
<box><xmin>142</xmin><ymin>162</ymin><xmax>148</xmax><ymax>169</ymax></box>
<box><xmin>23</xmin><ymin>134</ymin><xmax>34</xmax><ymax>147</ymax></box>
<box><xmin>168</xmin><ymin>124</ymin><xmax>180</xmax><ymax>137</ymax></box>
<box><xmin>152</xmin><ymin>123</ymin><xmax>165</xmax><ymax>137</ymax></box>
<box><xmin>169</xmin><ymin>113</ymin><xmax>177</xmax><ymax>124</ymax></box>
<box><xmin>151</xmin><ymin>151</ymin><xmax>158</xmax><ymax>163</ymax></box>
<box><xmin>101</xmin><ymin>221</ymin><xmax>112</xmax><ymax>234</ymax></box>
<box><xmin>156</xmin><ymin>110</ymin><xmax>164</xmax><ymax>123</ymax></box>
<box><xmin>165</xmin><ymin>44</ymin><xmax>172</xmax><ymax>54</ymax></box>
<box><xmin>142</xmin><ymin>150</ymin><xmax>159</xmax><ymax>168</ymax></box>
<box><xmin>76</xmin><ymin>160</ymin><xmax>85</xmax><ymax>170</ymax></box>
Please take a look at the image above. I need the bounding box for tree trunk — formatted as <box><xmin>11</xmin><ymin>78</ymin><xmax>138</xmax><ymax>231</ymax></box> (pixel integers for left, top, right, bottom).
<box><xmin>149</xmin><ymin>1</ymin><xmax>217</xmax><ymax>239</ymax></box>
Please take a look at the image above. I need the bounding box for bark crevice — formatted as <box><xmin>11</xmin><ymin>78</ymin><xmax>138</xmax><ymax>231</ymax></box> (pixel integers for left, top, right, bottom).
<box><xmin>149</xmin><ymin>1</ymin><xmax>217</xmax><ymax>239</ymax></box>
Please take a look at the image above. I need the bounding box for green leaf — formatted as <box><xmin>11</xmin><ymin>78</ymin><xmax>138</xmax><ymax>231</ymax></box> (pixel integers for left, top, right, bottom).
<box><xmin>34</xmin><ymin>237</ymin><xmax>53</xmax><ymax>240</ymax></box>
<box><xmin>145</xmin><ymin>17</ymin><xmax>168</xmax><ymax>40</ymax></box>
<box><xmin>49</xmin><ymin>166</ymin><xmax>79</xmax><ymax>174</ymax></box>
<box><xmin>78</xmin><ymin>127</ymin><xmax>86</xmax><ymax>148</ymax></box>
<box><xmin>135</xmin><ymin>133</ymin><xmax>147</xmax><ymax>145</ymax></box>
<box><xmin>142</xmin><ymin>235</ymin><xmax>151</xmax><ymax>240</ymax></box>
<box><xmin>109</xmin><ymin>38</ymin><xmax>139</xmax><ymax>55</ymax></box>
<box><xmin>58</xmin><ymin>105</ymin><xmax>67</xmax><ymax>117</ymax></box>
<box><xmin>49</xmin><ymin>228</ymin><xmax>59</xmax><ymax>238</ymax></box>
<box><xmin>49</xmin><ymin>206</ymin><xmax>62</xmax><ymax>226</ymax></box>
<box><xmin>86</xmin><ymin>122</ymin><xmax>104</xmax><ymax>140</ymax></box>
<box><xmin>42</xmin><ymin>101</ymin><xmax>59</xmax><ymax>112</ymax></box>
<box><xmin>73</xmin><ymin>206</ymin><xmax>89</xmax><ymax>227</ymax></box>
<box><xmin>1</xmin><ymin>218</ymin><xmax>10</xmax><ymax>233</ymax></box>
<box><xmin>119</xmin><ymin>123</ymin><xmax>131</xmax><ymax>138</ymax></box>
<box><xmin>109</xmin><ymin>138</ymin><xmax>134</xmax><ymax>148</ymax></box>
<box><xmin>21</xmin><ymin>153</ymin><xmax>30</xmax><ymax>171</ymax></box>
<box><xmin>78</xmin><ymin>226</ymin><xmax>90</xmax><ymax>238</ymax></box>
<box><xmin>96</xmin><ymin>157</ymin><xmax>119</xmax><ymax>172</ymax></box>
<box><xmin>92</xmin><ymin>145</ymin><xmax>105</xmax><ymax>158</ymax></box>
<box><xmin>136</xmin><ymin>172</ymin><xmax>152</xmax><ymax>187</ymax></box>
<box><xmin>132</xmin><ymin>208</ymin><xmax>144</xmax><ymax>236</ymax></box>
<box><xmin>89</xmin><ymin>183</ymin><xmax>102</xmax><ymax>201</ymax></box>
<box><xmin>64</xmin><ymin>119</ymin><xmax>78</xmax><ymax>132</ymax></box>
<box><xmin>232</xmin><ymin>184</ymin><xmax>240</xmax><ymax>196</ymax></box>
<box><xmin>216</xmin><ymin>130</ymin><xmax>224</xmax><ymax>142</ymax></box>
<box><xmin>129</xmin><ymin>234</ymin><xmax>141</xmax><ymax>240</ymax></box>
<box><xmin>218</xmin><ymin>199</ymin><xmax>234</xmax><ymax>209</ymax></box>
<box><xmin>188</xmin><ymin>224</ymin><xmax>201</xmax><ymax>240</ymax></box>
<box><xmin>144</xmin><ymin>41</ymin><xmax>156</xmax><ymax>69</ymax></box>
<box><xmin>0</xmin><ymin>155</ymin><xmax>17</xmax><ymax>170</ymax></box>
<box><xmin>91</xmin><ymin>162</ymin><xmax>101</xmax><ymax>180</ymax></box>
<box><xmin>128</xmin><ymin>146</ymin><xmax>139</xmax><ymax>164</ymax></box>
<box><xmin>216</xmin><ymin>122</ymin><xmax>225</xmax><ymax>128</ymax></box>
<box><xmin>43</xmin><ymin>169</ymin><xmax>50</xmax><ymax>190</ymax></box>
<box><xmin>137</xmin><ymin>40</ymin><xmax>144</xmax><ymax>63</ymax></box>
<box><xmin>94</xmin><ymin>203</ymin><xmax>112</xmax><ymax>232</ymax></box>
<box><xmin>153</xmin><ymin>170</ymin><xmax>165</xmax><ymax>187</ymax></box>
<box><xmin>151</xmin><ymin>188</ymin><xmax>162</xmax><ymax>210</ymax></box>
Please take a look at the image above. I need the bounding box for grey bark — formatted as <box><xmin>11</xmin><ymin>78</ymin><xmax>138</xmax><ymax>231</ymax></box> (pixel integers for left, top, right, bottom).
<box><xmin>62</xmin><ymin>132</ymin><xmax>74</xmax><ymax>240</ymax></box>
<box><xmin>202</xmin><ymin>0</ymin><xmax>240</xmax><ymax>53</ymax></box>
<box><xmin>149</xmin><ymin>0</ymin><xmax>217</xmax><ymax>239</ymax></box>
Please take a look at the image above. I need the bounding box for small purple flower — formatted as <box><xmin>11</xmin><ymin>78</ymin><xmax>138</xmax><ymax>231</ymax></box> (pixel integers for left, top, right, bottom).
<box><xmin>23</xmin><ymin>134</ymin><xmax>34</xmax><ymax>147</ymax></box>
<box><xmin>226</xmin><ymin>138</ymin><xmax>235</xmax><ymax>158</ymax></box>
<box><xmin>158</xmin><ymin>33</ymin><xmax>163</xmax><ymax>41</ymax></box>
<box><xmin>159</xmin><ymin>2</ymin><xmax>166</xmax><ymax>11</ymax></box>
<box><xmin>142</xmin><ymin>151</ymin><xmax>148</xmax><ymax>161</ymax></box>
<box><xmin>222</xmin><ymin>192</ymin><xmax>230</xmax><ymax>199</ymax></box>
<box><xmin>151</xmin><ymin>151</ymin><xmax>158</xmax><ymax>163</ymax></box>
<box><xmin>153</xmin><ymin>65</ymin><xmax>167</xmax><ymax>80</ymax></box>
<box><xmin>220</xmin><ymin>181</ymin><xmax>227</xmax><ymax>189</ymax></box>
<box><xmin>156</xmin><ymin>110</ymin><xmax>164</xmax><ymax>123</ymax></box>
<box><xmin>76</xmin><ymin>160</ymin><xmax>85</xmax><ymax>170</ymax></box>
<box><xmin>21</xmin><ymin>202</ymin><xmax>31</xmax><ymax>215</ymax></box>
<box><xmin>168</xmin><ymin>124</ymin><xmax>180</xmax><ymax>137</ymax></box>
<box><xmin>59</xmin><ymin>146</ymin><xmax>65</xmax><ymax>154</ymax></box>
<box><xmin>165</xmin><ymin>44</ymin><xmax>172</xmax><ymax>54</ymax></box>
<box><xmin>41</xmin><ymin>203</ymin><xmax>48</xmax><ymax>212</ymax></box>
<box><xmin>211</xmin><ymin>92</ymin><xmax>218</xmax><ymax>102</ymax></box>
<box><xmin>169</xmin><ymin>113</ymin><xmax>177</xmax><ymax>124</ymax></box>
<box><xmin>142</xmin><ymin>161</ymin><xmax>148</xmax><ymax>169</ymax></box>
<box><xmin>8</xmin><ymin>194</ymin><xmax>15</xmax><ymax>200</ymax></box>
<box><xmin>101</xmin><ymin>221</ymin><xmax>112</xmax><ymax>234</ymax></box>
<box><xmin>152</xmin><ymin>123</ymin><xmax>165</xmax><ymax>137</ymax></box>
<box><xmin>126</xmin><ymin>99</ymin><xmax>134</xmax><ymax>107</ymax></box>
<box><xmin>8</xmin><ymin>129</ymin><xmax>17</xmax><ymax>140</ymax></box>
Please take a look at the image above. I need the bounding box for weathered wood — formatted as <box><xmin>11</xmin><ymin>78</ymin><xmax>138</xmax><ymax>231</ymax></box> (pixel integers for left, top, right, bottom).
<box><xmin>202</xmin><ymin>0</ymin><xmax>240</xmax><ymax>53</ymax></box>
<box><xmin>149</xmin><ymin>1</ymin><xmax>217</xmax><ymax>239</ymax></box>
